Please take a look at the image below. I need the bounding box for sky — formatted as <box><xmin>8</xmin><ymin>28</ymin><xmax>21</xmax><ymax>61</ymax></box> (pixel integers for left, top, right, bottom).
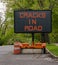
<box><xmin>0</xmin><ymin>2</ymin><xmax>6</xmax><ymax>21</ymax></box>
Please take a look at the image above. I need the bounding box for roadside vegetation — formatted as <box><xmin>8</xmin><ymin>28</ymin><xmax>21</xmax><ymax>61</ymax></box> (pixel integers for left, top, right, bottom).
<box><xmin>47</xmin><ymin>44</ymin><xmax>58</xmax><ymax>56</ymax></box>
<box><xmin>0</xmin><ymin>0</ymin><xmax>58</xmax><ymax>45</ymax></box>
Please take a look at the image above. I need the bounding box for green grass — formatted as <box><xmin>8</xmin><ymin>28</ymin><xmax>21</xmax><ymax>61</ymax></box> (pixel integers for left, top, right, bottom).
<box><xmin>47</xmin><ymin>44</ymin><xmax>58</xmax><ymax>56</ymax></box>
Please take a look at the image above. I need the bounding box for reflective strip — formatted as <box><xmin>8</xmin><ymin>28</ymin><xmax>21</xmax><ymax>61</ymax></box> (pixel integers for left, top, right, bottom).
<box><xmin>14</xmin><ymin>43</ymin><xmax>19</xmax><ymax>45</ymax></box>
<box><xmin>19</xmin><ymin>43</ymin><xmax>22</xmax><ymax>46</ymax></box>
<box><xmin>14</xmin><ymin>47</ymin><xmax>20</xmax><ymax>50</ymax></box>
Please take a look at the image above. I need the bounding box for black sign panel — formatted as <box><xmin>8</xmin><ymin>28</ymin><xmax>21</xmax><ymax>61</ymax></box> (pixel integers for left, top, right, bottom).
<box><xmin>14</xmin><ymin>10</ymin><xmax>52</xmax><ymax>33</ymax></box>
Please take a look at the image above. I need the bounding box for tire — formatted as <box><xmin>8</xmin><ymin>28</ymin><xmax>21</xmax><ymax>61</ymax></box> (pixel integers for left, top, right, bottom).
<box><xmin>42</xmin><ymin>48</ymin><xmax>46</xmax><ymax>54</ymax></box>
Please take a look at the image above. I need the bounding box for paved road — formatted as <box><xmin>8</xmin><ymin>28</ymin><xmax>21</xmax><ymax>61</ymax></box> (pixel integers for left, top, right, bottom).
<box><xmin>0</xmin><ymin>45</ymin><xmax>58</xmax><ymax>65</ymax></box>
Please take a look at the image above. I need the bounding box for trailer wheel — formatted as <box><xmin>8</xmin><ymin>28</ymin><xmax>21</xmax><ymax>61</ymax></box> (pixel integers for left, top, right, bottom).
<box><xmin>42</xmin><ymin>48</ymin><xmax>46</xmax><ymax>54</ymax></box>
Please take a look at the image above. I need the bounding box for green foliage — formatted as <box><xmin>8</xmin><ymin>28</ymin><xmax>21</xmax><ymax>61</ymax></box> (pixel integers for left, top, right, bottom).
<box><xmin>47</xmin><ymin>44</ymin><xmax>58</xmax><ymax>56</ymax></box>
<box><xmin>0</xmin><ymin>0</ymin><xmax>58</xmax><ymax>45</ymax></box>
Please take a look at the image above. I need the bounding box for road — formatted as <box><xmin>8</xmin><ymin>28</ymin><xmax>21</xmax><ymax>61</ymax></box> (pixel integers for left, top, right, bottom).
<box><xmin>0</xmin><ymin>45</ymin><xmax>58</xmax><ymax>65</ymax></box>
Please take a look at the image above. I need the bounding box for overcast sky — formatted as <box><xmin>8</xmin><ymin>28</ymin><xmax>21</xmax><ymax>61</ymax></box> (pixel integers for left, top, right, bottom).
<box><xmin>0</xmin><ymin>2</ymin><xmax>6</xmax><ymax>21</ymax></box>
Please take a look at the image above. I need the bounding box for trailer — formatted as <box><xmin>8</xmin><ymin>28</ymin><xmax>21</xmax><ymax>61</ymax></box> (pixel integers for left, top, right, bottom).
<box><xmin>14</xmin><ymin>10</ymin><xmax>52</xmax><ymax>54</ymax></box>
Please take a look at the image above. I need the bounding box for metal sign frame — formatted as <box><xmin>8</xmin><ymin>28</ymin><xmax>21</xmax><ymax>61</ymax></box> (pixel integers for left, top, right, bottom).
<box><xmin>14</xmin><ymin>10</ymin><xmax>52</xmax><ymax>33</ymax></box>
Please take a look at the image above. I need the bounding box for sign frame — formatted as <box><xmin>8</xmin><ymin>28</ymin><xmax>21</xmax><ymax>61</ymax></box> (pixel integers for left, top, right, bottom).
<box><xmin>14</xmin><ymin>10</ymin><xmax>52</xmax><ymax>33</ymax></box>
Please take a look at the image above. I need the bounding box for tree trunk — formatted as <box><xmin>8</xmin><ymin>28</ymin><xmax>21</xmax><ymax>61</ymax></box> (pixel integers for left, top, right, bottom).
<box><xmin>41</xmin><ymin>33</ymin><xmax>50</xmax><ymax>44</ymax></box>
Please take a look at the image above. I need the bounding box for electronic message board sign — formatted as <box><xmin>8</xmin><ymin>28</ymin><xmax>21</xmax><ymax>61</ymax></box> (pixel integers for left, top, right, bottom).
<box><xmin>14</xmin><ymin>10</ymin><xmax>52</xmax><ymax>33</ymax></box>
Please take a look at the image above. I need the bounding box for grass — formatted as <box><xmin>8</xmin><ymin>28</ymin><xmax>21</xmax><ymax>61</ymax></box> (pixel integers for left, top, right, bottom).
<box><xmin>47</xmin><ymin>44</ymin><xmax>58</xmax><ymax>56</ymax></box>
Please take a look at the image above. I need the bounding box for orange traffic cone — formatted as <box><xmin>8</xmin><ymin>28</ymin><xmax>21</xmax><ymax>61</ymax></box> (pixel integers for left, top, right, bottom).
<box><xmin>14</xmin><ymin>42</ymin><xmax>21</xmax><ymax>54</ymax></box>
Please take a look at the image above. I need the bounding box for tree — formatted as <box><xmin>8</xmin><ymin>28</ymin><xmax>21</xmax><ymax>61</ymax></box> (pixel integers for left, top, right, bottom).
<box><xmin>1</xmin><ymin>0</ymin><xmax>58</xmax><ymax>45</ymax></box>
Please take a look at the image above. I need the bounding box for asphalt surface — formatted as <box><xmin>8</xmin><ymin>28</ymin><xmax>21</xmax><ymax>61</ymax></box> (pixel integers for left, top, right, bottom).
<box><xmin>0</xmin><ymin>45</ymin><xmax>58</xmax><ymax>65</ymax></box>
